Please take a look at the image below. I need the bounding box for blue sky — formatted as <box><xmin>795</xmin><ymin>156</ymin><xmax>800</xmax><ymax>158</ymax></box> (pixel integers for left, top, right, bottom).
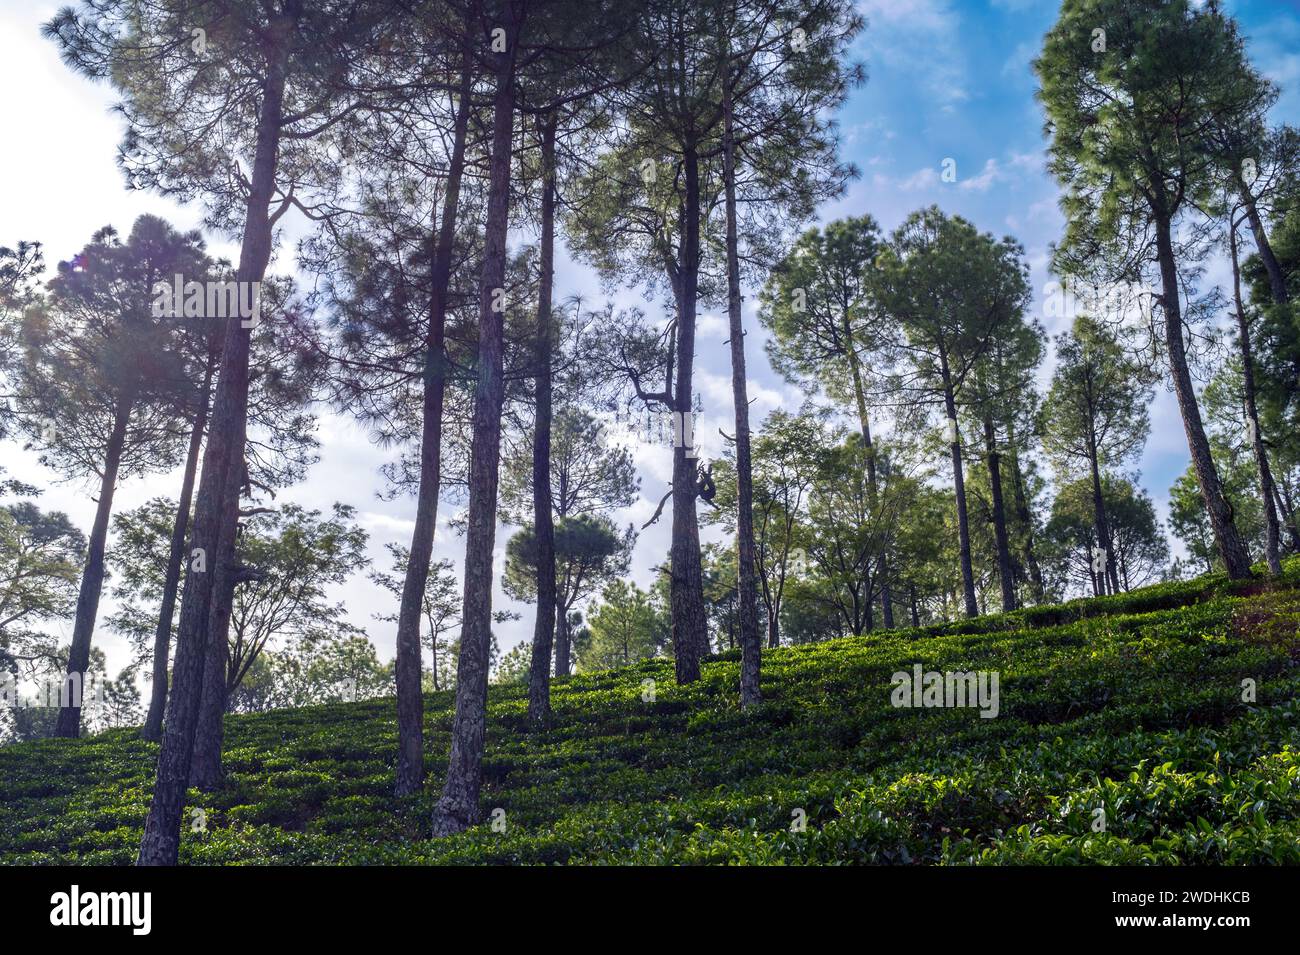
<box><xmin>3</xmin><ymin>0</ymin><xmax>1300</xmax><ymax>680</ymax></box>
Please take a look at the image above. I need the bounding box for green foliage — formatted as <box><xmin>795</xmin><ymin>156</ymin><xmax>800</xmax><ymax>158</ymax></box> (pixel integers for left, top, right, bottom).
<box><xmin>759</xmin><ymin>215</ymin><xmax>890</xmax><ymax>410</ymax></box>
<box><xmin>1041</xmin><ymin>316</ymin><xmax>1153</xmax><ymax>479</ymax></box>
<box><xmin>493</xmin><ymin>641</ymin><xmax>533</xmax><ymax>686</ymax></box>
<box><xmin>1036</xmin><ymin>0</ymin><xmax>1264</xmax><ymax>279</ymax></box>
<box><xmin>11</xmin><ymin>217</ymin><xmax>200</xmax><ymax>481</ymax></box>
<box><xmin>108</xmin><ymin>499</ymin><xmax>371</xmax><ymax>704</ymax></box>
<box><xmin>578</xmin><ymin>579</ymin><xmax>666</xmax><ymax>672</ymax></box>
<box><xmin>0</xmin><ymin>500</ymin><xmax>85</xmax><ymax>675</ymax></box>
<box><xmin>369</xmin><ymin>546</ymin><xmax>460</xmax><ymax>692</ymax></box>
<box><xmin>1169</xmin><ymin>455</ymin><xmax>1264</xmax><ymax>576</ymax></box>
<box><xmin>1045</xmin><ymin>475</ymin><xmax>1168</xmax><ymax>596</ymax></box>
<box><xmin>502</xmin><ymin>514</ymin><xmax>633</xmax><ymax>617</ymax></box>
<box><xmin>2</xmin><ymin>561</ymin><xmax>1298</xmax><ymax>864</ymax></box>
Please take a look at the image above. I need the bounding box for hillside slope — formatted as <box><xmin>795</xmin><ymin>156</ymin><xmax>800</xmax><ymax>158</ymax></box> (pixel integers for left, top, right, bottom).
<box><xmin>2</xmin><ymin>567</ymin><xmax>1299</xmax><ymax>865</ymax></box>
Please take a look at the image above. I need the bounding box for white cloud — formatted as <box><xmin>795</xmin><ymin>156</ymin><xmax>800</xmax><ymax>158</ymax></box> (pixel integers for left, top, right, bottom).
<box><xmin>857</xmin><ymin>0</ymin><xmax>970</xmax><ymax>109</ymax></box>
<box><xmin>959</xmin><ymin>158</ymin><xmax>1003</xmax><ymax>192</ymax></box>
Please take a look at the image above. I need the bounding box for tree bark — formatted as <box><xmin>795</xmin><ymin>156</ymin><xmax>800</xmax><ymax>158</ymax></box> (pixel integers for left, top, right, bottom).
<box><xmin>142</xmin><ymin>360</ymin><xmax>214</xmax><ymax>742</ymax></box>
<box><xmin>669</xmin><ymin>143</ymin><xmax>709</xmax><ymax>683</ymax></box>
<box><xmin>1153</xmin><ymin>213</ymin><xmax>1253</xmax><ymax>579</ymax></box>
<box><xmin>189</xmin><ymin>574</ymin><xmax>235</xmax><ymax>791</ymax></box>
<box><xmin>431</xmin><ymin>27</ymin><xmax>518</xmax><ymax>836</ymax></box>
<box><xmin>983</xmin><ymin>416</ymin><xmax>1016</xmax><ymax>612</ymax></box>
<box><xmin>1231</xmin><ymin>223</ymin><xmax>1282</xmax><ymax>576</ymax></box>
<box><xmin>1005</xmin><ymin>428</ymin><xmax>1045</xmax><ymax>602</ymax></box>
<box><xmin>137</xmin><ymin>16</ymin><xmax>290</xmax><ymax>864</ymax></box>
<box><xmin>54</xmin><ymin>395</ymin><xmax>131</xmax><ymax>738</ymax></box>
<box><xmin>554</xmin><ymin>608</ymin><xmax>571</xmax><ymax>676</ymax></box>
<box><xmin>846</xmin><ymin>350</ymin><xmax>892</xmax><ymax>628</ymax></box>
<box><xmin>1271</xmin><ymin>470</ymin><xmax>1300</xmax><ymax>552</ymax></box>
<box><xmin>722</xmin><ymin>69</ymin><xmax>761</xmax><ymax>708</ymax></box>
<box><xmin>392</xmin><ymin>47</ymin><xmax>472</xmax><ymax>796</ymax></box>
<box><xmin>941</xmin><ymin>359</ymin><xmax>978</xmax><ymax>618</ymax></box>
<box><xmin>527</xmin><ymin>112</ymin><xmax>558</xmax><ymax>726</ymax></box>
<box><xmin>1241</xmin><ymin>191</ymin><xmax>1289</xmax><ymax>305</ymax></box>
<box><xmin>1086</xmin><ymin>431</ymin><xmax>1120</xmax><ymax>595</ymax></box>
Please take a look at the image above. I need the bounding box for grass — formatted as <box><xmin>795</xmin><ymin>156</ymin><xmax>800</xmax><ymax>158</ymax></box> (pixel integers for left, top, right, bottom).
<box><xmin>2</xmin><ymin>563</ymin><xmax>1299</xmax><ymax>865</ymax></box>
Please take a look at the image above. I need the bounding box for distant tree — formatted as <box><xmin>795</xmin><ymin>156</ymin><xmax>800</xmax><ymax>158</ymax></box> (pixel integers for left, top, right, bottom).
<box><xmin>1107</xmin><ymin>481</ymin><xmax>1172</xmax><ymax>591</ymax></box>
<box><xmin>228</xmin><ymin>628</ymin><xmax>389</xmax><ymax>712</ymax></box>
<box><xmin>580</xmin><ymin>579</ymin><xmax>662</xmax><ymax>671</ymax></box>
<box><xmin>1045</xmin><ymin>476</ymin><xmax>1168</xmax><ymax>596</ymax></box>
<box><xmin>1040</xmin><ymin>316</ymin><xmax>1154</xmax><ymax>596</ymax></box>
<box><xmin>1036</xmin><ymin>0</ymin><xmax>1259</xmax><ymax>579</ymax></box>
<box><xmin>0</xmin><ymin>501</ymin><xmax>85</xmax><ymax>679</ymax></box>
<box><xmin>1167</xmin><ymin>433</ymin><xmax>1266</xmax><ymax>577</ymax></box>
<box><xmin>298</xmin><ymin>631</ymin><xmax>390</xmax><ymax>703</ymax></box>
<box><xmin>493</xmin><ymin>640</ymin><xmax>532</xmax><ymax>685</ymax></box>
<box><xmin>501</xmin><ymin>405</ymin><xmax>637</xmax><ymax>675</ymax></box>
<box><xmin>761</xmin><ymin>217</ymin><xmax>897</xmax><ymax>624</ymax></box>
<box><xmin>966</xmin><ymin>293</ymin><xmax>1043</xmax><ymax>612</ymax></box>
<box><xmin>370</xmin><ymin>547</ymin><xmax>461</xmax><ymax>693</ymax></box>
<box><xmin>798</xmin><ymin>432</ymin><xmax>909</xmax><ymax>636</ymax></box>
<box><xmin>874</xmin><ymin>207</ymin><xmax>1031</xmax><ymax>617</ymax></box>
<box><xmin>86</xmin><ymin>669</ymin><xmax>143</xmax><ymax>733</ymax></box>
<box><xmin>501</xmin><ymin>407</ymin><xmax>638</xmax><ymax>526</ymax></box>
<box><xmin>709</xmin><ymin>409</ymin><xmax>824</xmax><ymax>647</ymax></box>
<box><xmin>889</xmin><ymin>478</ymin><xmax>953</xmax><ymax>626</ymax></box>
<box><xmin>10</xmin><ymin>217</ymin><xmax>201</xmax><ymax>737</ymax></box>
<box><xmin>503</xmin><ymin>514</ymin><xmax>634</xmax><ymax>674</ymax></box>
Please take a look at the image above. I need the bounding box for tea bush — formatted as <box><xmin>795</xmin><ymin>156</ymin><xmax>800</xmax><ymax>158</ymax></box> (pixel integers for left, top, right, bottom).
<box><xmin>2</xmin><ymin>562</ymin><xmax>1298</xmax><ymax>865</ymax></box>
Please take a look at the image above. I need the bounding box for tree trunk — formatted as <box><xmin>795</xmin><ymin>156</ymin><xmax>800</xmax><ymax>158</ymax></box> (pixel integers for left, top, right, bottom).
<box><xmin>1153</xmin><ymin>214</ymin><xmax>1253</xmax><ymax>579</ymax></box>
<box><xmin>1005</xmin><ymin>428</ymin><xmax>1045</xmax><ymax>602</ymax></box>
<box><xmin>54</xmin><ymin>396</ymin><xmax>131</xmax><ymax>738</ymax></box>
<box><xmin>1086</xmin><ymin>432</ymin><xmax>1120</xmax><ymax>595</ymax></box>
<box><xmin>983</xmin><ymin>416</ymin><xmax>1016</xmax><ymax>612</ymax></box>
<box><xmin>431</xmin><ymin>633</ymin><xmax>440</xmax><ymax>692</ymax></box>
<box><xmin>722</xmin><ymin>70</ymin><xmax>761</xmax><ymax>708</ymax></box>
<box><xmin>1231</xmin><ymin>223</ymin><xmax>1282</xmax><ymax>576</ymax></box>
<box><xmin>1272</xmin><ymin>470</ymin><xmax>1300</xmax><ymax>552</ymax></box>
<box><xmin>142</xmin><ymin>361</ymin><xmax>214</xmax><ymax>742</ymax></box>
<box><xmin>137</xmin><ymin>23</ymin><xmax>290</xmax><ymax>864</ymax></box>
<box><xmin>527</xmin><ymin>112</ymin><xmax>558</xmax><ymax>726</ymax></box>
<box><xmin>431</xmin><ymin>30</ymin><xmax>518</xmax><ymax>837</ymax></box>
<box><xmin>909</xmin><ymin>584</ymin><xmax>919</xmax><ymax>628</ymax></box>
<box><xmin>554</xmin><ymin>608</ymin><xmax>571</xmax><ymax>677</ymax></box>
<box><xmin>189</xmin><ymin>575</ymin><xmax>235</xmax><ymax>791</ymax></box>
<box><xmin>1241</xmin><ymin>191</ymin><xmax>1289</xmax><ymax>305</ymax></box>
<box><xmin>847</xmin><ymin>333</ymin><xmax>892</xmax><ymax>628</ymax></box>
<box><xmin>392</xmin><ymin>49</ymin><xmax>472</xmax><ymax>796</ymax></box>
<box><xmin>941</xmin><ymin>361</ymin><xmax>978</xmax><ymax>618</ymax></box>
<box><xmin>669</xmin><ymin>143</ymin><xmax>709</xmax><ymax>683</ymax></box>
